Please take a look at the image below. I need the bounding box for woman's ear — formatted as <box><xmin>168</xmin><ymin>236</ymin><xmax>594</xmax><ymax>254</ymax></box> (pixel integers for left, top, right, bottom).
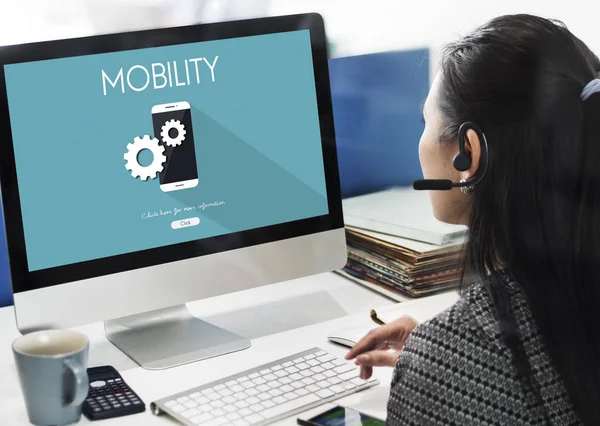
<box><xmin>463</xmin><ymin>129</ymin><xmax>482</xmax><ymax>180</ymax></box>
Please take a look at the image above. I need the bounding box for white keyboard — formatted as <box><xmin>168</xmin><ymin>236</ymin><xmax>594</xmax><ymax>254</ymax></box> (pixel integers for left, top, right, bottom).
<box><xmin>150</xmin><ymin>347</ymin><xmax>379</xmax><ymax>426</ymax></box>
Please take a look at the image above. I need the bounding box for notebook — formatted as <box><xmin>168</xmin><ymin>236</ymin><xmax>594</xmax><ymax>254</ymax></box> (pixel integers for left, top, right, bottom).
<box><xmin>342</xmin><ymin>187</ymin><xmax>468</xmax><ymax>245</ymax></box>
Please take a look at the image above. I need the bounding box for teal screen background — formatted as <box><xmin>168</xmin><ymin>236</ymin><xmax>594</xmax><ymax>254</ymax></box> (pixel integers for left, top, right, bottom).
<box><xmin>4</xmin><ymin>30</ymin><xmax>329</xmax><ymax>272</ymax></box>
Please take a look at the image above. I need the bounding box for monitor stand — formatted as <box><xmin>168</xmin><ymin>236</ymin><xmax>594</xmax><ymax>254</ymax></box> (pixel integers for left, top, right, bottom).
<box><xmin>104</xmin><ymin>305</ymin><xmax>251</xmax><ymax>370</ymax></box>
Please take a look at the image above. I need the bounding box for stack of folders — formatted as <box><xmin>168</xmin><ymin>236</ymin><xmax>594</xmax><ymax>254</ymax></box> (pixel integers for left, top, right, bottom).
<box><xmin>338</xmin><ymin>188</ymin><xmax>468</xmax><ymax>301</ymax></box>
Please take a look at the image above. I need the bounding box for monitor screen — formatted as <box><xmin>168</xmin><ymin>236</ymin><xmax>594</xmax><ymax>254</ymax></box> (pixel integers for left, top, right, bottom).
<box><xmin>3</xmin><ymin>29</ymin><xmax>330</xmax><ymax>273</ymax></box>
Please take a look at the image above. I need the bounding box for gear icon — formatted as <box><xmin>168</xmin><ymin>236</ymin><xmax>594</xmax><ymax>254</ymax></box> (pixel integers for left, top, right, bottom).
<box><xmin>124</xmin><ymin>135</ymin><xmax>167</xmax><ymax>181</ymax></box>
<box><xmin>160</xmin><ymin>119</ymin><xmax>186</xmax><ymax>147</ymax></box>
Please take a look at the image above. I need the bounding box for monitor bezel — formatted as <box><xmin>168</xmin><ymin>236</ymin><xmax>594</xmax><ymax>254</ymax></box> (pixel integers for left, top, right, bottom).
<box><xmin>0</xmin><ymin>13</ymin><xmax>343</xmax><ymax>294</ymax></box>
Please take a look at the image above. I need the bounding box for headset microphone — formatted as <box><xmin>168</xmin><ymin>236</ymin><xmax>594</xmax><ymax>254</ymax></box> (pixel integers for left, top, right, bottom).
<box><xmin>413</xmin><ymin>122</ymin><xmax>488</xmax><ymax>191</ymax></box>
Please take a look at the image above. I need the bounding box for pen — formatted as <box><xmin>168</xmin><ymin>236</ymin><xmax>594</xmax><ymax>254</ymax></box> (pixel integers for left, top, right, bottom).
<box><xmin>370</xmin><ymin>309</ymin><xmax>386</xmax><ymax>326</ymax></box>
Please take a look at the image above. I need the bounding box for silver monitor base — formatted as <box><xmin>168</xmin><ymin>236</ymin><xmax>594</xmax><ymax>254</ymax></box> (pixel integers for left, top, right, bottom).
<box><xmin>104</xmin><ymin>305</ymin><xmax>251</xmax><ymax>370</ymax></box>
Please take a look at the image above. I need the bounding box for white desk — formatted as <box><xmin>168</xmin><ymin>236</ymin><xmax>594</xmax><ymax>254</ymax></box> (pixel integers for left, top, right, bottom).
<box><xmin>0</xmin><ymin>273</ymin><xmax>451</xmax><ymax>426</ymax></box>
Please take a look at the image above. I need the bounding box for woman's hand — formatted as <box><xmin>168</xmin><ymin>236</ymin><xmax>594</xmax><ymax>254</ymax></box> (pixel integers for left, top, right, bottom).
<box><xmin>345</xmin><ymin>315</ymin><xmax>419</xmax><ymax>380</ymax></box>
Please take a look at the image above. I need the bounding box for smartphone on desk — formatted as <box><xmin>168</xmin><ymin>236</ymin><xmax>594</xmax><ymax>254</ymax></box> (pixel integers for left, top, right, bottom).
<box><xmin>298</xmin><ymin>405</ymin><xmax>385</xmax><ymax>426</ymax></box>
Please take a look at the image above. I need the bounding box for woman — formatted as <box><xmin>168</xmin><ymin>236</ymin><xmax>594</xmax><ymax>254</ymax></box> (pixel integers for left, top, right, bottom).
<box><xmin>346</xmin><ymin>14</ymin><xmax>600</xmax><ymax>425</ymax></box>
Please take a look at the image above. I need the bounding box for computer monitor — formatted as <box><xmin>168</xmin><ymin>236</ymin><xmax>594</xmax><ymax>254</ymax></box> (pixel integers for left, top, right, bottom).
<box><xmin>0</xmin><ymin>13</ymin><xmax>345</xmax><ymax>370</ymax></box>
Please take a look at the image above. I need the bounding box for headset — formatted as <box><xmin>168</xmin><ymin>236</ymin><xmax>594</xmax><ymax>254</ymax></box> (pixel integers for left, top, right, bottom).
<box><xmin>413</xmin><ymin>122</ymin><xmax>489</xmax><ymax>191</ymax></box>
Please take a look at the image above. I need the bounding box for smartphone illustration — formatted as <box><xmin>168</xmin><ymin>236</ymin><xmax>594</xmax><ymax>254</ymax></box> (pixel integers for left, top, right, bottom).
<box><xmin>151</xmin><ymin>101</ymin><xmax>199</xmax><ymax>192</ymax></box>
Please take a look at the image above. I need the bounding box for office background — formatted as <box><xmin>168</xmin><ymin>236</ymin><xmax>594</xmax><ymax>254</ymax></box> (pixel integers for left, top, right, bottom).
<box><xmin>0</xmin><ymin>0</ymin><xmax>595</xmax><ymax>306</ymax></box>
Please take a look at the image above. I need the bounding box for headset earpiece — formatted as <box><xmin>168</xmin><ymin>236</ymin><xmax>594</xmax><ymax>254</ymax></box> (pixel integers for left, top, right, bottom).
<box><xmin>453</xmin><ymin>152</ymin><xmax>471</xmax><ymax>171</ymax></box>
<box><xmin>453</xmin><ymin>122</ymin><xmax>474</xmax><ymax>172</ymax></box>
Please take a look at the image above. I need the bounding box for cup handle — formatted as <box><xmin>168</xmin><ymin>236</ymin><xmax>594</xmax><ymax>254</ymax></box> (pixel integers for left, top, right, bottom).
<box><xmin>63</xmin><ymin>358</ymin><xmax>89</xmax><ymax>407</ymax></box>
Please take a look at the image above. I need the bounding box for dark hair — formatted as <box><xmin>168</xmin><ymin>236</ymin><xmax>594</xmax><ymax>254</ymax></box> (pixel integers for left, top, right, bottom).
<box><xmin>438</xmin><ymin>14</ymin><xmax>600</xmax><ymax>424</ymax></box>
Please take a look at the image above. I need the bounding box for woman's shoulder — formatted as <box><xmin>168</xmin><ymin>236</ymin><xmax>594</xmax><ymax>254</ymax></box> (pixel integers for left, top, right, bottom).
<box><xmin>387</xmin><ymin>278</ymin><xmax>533</xmax><ymax>425</ymax></box>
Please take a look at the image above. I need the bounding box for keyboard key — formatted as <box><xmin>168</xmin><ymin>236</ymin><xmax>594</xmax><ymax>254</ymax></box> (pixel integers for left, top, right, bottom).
<box><xmin>237</xmin><ymin>376</ymin><xmax>249</xmax><ymax>383</ymax></box>
<box><xmin>226</xmin><ymin>412</ymin><xmax>241</xmax><ymax>420</ymax></box>
<box><xmin>282</xmin><ymin>361</ymin><xmax>294</xmax><ymax>368</ymax></box>
<box><xmin>246</xmin><ymin>388</ymin><xmax>259</xmax><ymax>397</ymax></box>
<box><xmin>165</xmin><ymin>400</ymin><xmax>177</xmax><ymax>407</ymax></box>
<box><xmin>327</xmin><ymin>377</ymin><xmax>342</xmax><ymax>385</ymax></box>
<box><xmin>273</xmin><ymin>396</ymin><xmax>287</xmax><ymax>404</ymax></box>
<box><xmin>262</xmin><ymin>400</ymin><xmax>276</xmax><ymax>408</ymax></box>
<box><xmin>182</xmin><ymin>408</ymin><xmax>201</xmax><ymax>418</ymax></box>
<box><xmin>261</xmin><ymin>394</ymin><xmax>320</xmax><ymax>419</ymax></box>
<box><xmin>191</xmin><ymin>413</ymin><xmax>212</xmax><ymax>424</ymax></box>
<box><xmin>177</xmin><ymin>396</ymin><xmax>190</xmax><ymax>403</ymax></box>
<box><xmin>257</xmin><ymin>384</ymin><xmax>270</xmax><ymax>392</ymax></box>
<box><xmin>296</xmin><ymin>388</ymin><xmax>309</xmax><ymax>396</ymax></box>
<box><xmin>331</xmin><ymin>385</ymin><xmax>346</xmax><ymax>394</ymax></box>
<box><xmin>252</xmin><ymin>377</ymin><xmax>266</xmax><ymax>385</ymax></box>
<box><xmin>223</xmin><ymin>405</ymin><xmax>237</xmax><ymax>413</ymax></box>
<box><xmin>199</xmin><ymin>404</ymin><xmax>212</xmax><ymax>412</ymax></box>
<box><xmin>239</xmin><ymin>408</ymin><xmax>253</xmax><ymax>416</ymax></box>
<box><xmin>268</xmin><ymin>389</ymin><xmax>282</xmax><ymax>397</ymax></box>
<box><xmin>218</xmin><ymin>388</ymin><xmax>233</xmax><ymax>397</ymax></box>
<box><xmin>184</xmin><ymin>401</ymin><xmax>198</xmax><ymax>409</ymax></box>
<box><xmin>234</xmin><ymin>400</ymin><xmax>249</xmax><ymax>409</ymax></box>
<box><xmin>171</xmin><ymin>404</ymin><xmax>185</xmax><ymax>413</ymax></box>
<box><xmin>249</xmin><ymin>403</ymin><xmax>264</xmax><ymax>412</ymax></box>
<box><xmin>284</xmin><ymin>391</ymin><xmax>299</xmax><ymax>401</ymax></box>
<box><xmin>296</xmin><ymin>362</ymin><xmax>310</xmax><ymax>370</ymax></box>
<box><xmin>290</xmin><ymin>373</ymin><xmax>304</xmax><ymax>381</ymax></box>
<box><xmin>300</xmin><ymin>370</ymin><xmax>313</xmax><ymax>378</ymax></box>
<box><xmin>306</xmin><ymin>384</ymin><xmax>320</xmax><ymax>393</ymax></box>
<box><xmin>293</xmin><ymin>358</ymin><xmax>304</xmax><ymax>364</ymax></box>
<box><xmin>332</xmin><ymin>358</ymin><xmax>346</xmax><ymax>366</ymax></box>
<box><xmin>302</xmin><ymin>377</ymin><xmax>315</xmax><ymax>386</ymax></box>
<box><xmin>304</xmin><ymin>354</ymin><xmax>315</xmax><ymax>360</ymax></box>
<box><xmin>274</xmin><ymin>370</ymin><xmax>288</xmax><ymax>378</ymax></box>
<box><xmin>322</xmin><ymin>362</ymin><xmax>335</xmax><ymax>370</ymax></box>
<box><xmin>340</xmin><ymin>370</ymin><xmax>359</xmax><ymax>381</ymax></box>
<box><xmin>267</xmin><ymin>381</ymin><xmax>281</xmax><ymax>389</ymax></box>
<box><xmin>194</xmin><ymin>396</ymin><xmax>210</xmax><ymax>404</ymax></box>
<box><xmin>246</xmin><ymin>396</ymin><xmax>260</xmax><ymax>405</ymax></box>
<box><xmin>335</xmin><ymin>364</ymin><xmax>355</xmax><ymax>374</ymax></box>
<box><xmin>233</xmin><ymin>392</ymin><xmax>249</xmax><ymax>400</ymax></box>
<box><xmin>249</xmin><ymin>373</ymin><xmax>260</xmax><ymax>379</ymax></box>
<box><xmin>278</xmin><ymin>377</ymin><xmax>292</xmax><ymax>385</ymax></box>
<box><xmin>203</xmin><ymin>417</ymin><xmax>229</xmax><ymax>426</ymax></box>
<box><xmin>324</xmin><ymin>370</ymin><xmax>337</xmax><ymax>378</ymax></box>
<box><xmin>317</xmin><ymin>381</ymin><xmax>331</xmax><ymax>389</ymax></box>
<box><xmin>225</xmin><ymin>380</ymin><xmax>237</xmax><ymax>387</ymax></box>
<box><xmin>316</xmin><ymin>351</ymin><xmax>327</xmax><ymax>356</ymax></box>
<box><xmin>318</xmin><ymin>354</ymin><xmax>336</xmax><ymax>363</ymax></box>
<box><xmin>210</xmin><ymin>400</ymin><xmax>225</xmax><ymax>408</ymax></box>
<box><xmin>310</xmin><ymin>366</ymin><xmax>325</xmax><ymax>374</ymax></box>
<box><xmin>280</xmin><ymin>384</ymin><xmax>294</xmax><ymax>393</ymax></box>
<box><xmin>271</xmin><ymin>365</ymin><xmax>282</xmax><ymax>371</ymax></box>
<box><xmin>246</xmin><ymin>414</ymin><xmax>264</xmax><ymax>424</ymax></box>
<box><xmin>264</xmin><ymin>374</ymin><xmax>277</xmax><ymax>381</ymax></box>
<box><xmin>214</xmin><ymin>384</ymin><xmax>226</xmax><ymax>391</ymax></box>
<box><xmin>212</xmin><ymin>408</ymin><xmax>226</xmax><ymax>416</ymax></box>
<box><xmin>316</xmin><ymin>389</ymin><xmax>334</xmax><ymax>398</ymax></box>
<box><xmin>233</xmin><ymin>420</ymin><xmax>249</xmax><ymax>426</ymax></box>
<box><xmin>306</xmin><ymin>359</ymin><xmax>319</xmax><ymax>367</ymax></box>
<box><xmin>313</xmin><ymin>373</ymin><xmax>326</xmax><ymax>381</ymax></box>
<box><xmin>258</xmin><ymin>393</ymin><xmax>271</xmax><ymax>401</ymax></box>
<box><xmin>259</xmin><ymin>369</ymin><xmax>271</xmax><ymax>375</ymax></box>
<box><xmin>222</xmin><ymin>396</ymin><xmax>236</xmax><ymax>404</ymax></box>
<box><xmin>291</xmin><ymin>381</ymin><xmax>305</xmax><ymax>389</ymax></box>
<box><xmin>230</xmin><ymin>384</ymin><xmax>244</xmax><ymax>393</ymax></box>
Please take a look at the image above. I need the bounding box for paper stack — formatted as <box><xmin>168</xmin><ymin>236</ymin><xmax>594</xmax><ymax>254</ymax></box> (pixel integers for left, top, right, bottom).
<box><xmin>338</xmin><ymin>188</ymin><xmax>467</xmax><ymax>301</ymax></box>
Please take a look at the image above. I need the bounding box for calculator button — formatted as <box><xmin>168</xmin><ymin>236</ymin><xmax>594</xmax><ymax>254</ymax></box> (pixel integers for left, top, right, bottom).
<box><xmin>133</xmin><ymin>401</ymin><xmax>142</xmax><ymax>405</ymax></box>
<box><xmin>93</xmin><ymin>408</ymin><xmax>101</xmax><ymax>413</ymax></box>
<box><xmin>114</xmin><ymin>404</ymin><xmax>122</xmax><ymax>408</ymax></box>
<box><xmin>123</xmin><ymin>402</ymin><xmax>131</xmax><ymax>406</ymax></box>
<box><xmin>115</xmin><ymin>378</ymin><xmax>122</xmax><ymax>382</ymax></box>
<box><xmin>90</xmin><ymin>381</ymin><xmax>106</xmax><ymax>388</ymax></box>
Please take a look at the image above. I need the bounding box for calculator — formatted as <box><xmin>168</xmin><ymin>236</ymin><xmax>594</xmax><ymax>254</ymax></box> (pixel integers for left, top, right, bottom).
<box><xmin>82</xmin><ymin>365</ymin><xmax>145</xmax><ymax>421</ymax></box>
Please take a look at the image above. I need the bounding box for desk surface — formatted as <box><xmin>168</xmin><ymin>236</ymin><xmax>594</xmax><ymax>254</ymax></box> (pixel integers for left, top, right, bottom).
<box><xmin>0</xmin><ymin>272</ymin><xmax>452</xmax><ymax>426</ymax></box>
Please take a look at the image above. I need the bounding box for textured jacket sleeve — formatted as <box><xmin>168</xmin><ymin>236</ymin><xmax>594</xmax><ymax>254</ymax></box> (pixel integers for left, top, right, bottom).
<box><xmin>385</xmin><ymin>299</ymin><xmax>533</xmax><ymax>426</ymax></box>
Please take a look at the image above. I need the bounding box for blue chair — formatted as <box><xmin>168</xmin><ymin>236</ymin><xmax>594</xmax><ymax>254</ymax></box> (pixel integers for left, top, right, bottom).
<box><xmin>329</xmin><ymin>48</ymin><xmax>430</xmax><ymax>198</ymax></box>
<box><xmin>0</xmin><ymin>202</ymin><xmax>12</xmax><ymax>307</ymax></box>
